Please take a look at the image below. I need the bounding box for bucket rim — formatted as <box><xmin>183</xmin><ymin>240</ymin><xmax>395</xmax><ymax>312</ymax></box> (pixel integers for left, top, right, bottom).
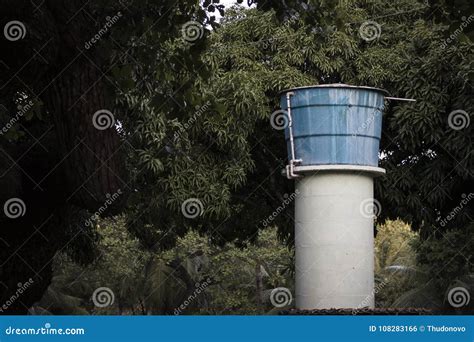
<box><xmin>279</xmin><ymin>83</ymin><xmax>389</xmax><ymax>96</ymax></box>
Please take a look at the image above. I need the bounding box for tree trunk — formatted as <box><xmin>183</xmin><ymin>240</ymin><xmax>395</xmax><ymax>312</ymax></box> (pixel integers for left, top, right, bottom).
<box><xmin>0</xmin><ymin>0</ymin><xmax>127</xmax><ymax>313</ymax></box>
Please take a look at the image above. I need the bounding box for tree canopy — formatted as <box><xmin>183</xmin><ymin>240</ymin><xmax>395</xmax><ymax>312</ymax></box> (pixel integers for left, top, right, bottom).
<box><xmin>0</xmin><ymin>0</ymin><xmax>472</xmax><ymax>313</ymax></box>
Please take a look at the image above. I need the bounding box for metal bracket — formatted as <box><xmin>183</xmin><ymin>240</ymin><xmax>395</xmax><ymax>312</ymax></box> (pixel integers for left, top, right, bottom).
<box><xmin>385</xmin><ymin>97</ymin><xmax>416</xmax><ymax>102</ymax></box>
<box><xmin>285</xmin><ymin>91</ymin><xmax>303</xmax><ymax>179</ymax></box>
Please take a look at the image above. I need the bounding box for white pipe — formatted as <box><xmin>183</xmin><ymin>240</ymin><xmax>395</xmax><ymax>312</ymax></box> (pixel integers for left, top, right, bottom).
<box><xmin>286</xmin><ymin>91</ymin><xmax>297</xmax><ymax>162</ymax></box>
<box><xmin>285</xmin><ymin>91</ymin><xmax>303</xmax><ymax>179</ymax></box>
<box><xmin>295</xmin><ymin>171</ymin><xmax>375</xmax><ymax>309</ymax></box>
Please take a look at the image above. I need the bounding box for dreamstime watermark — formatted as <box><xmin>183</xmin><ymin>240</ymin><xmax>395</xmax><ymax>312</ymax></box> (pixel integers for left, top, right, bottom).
<box><xmin>174</xmin><ymin>278</ymin><xmax>212</xmax><ymax>315</ymax></box>
<box><xmin>84</xmin><ymin>12</ymin><xmax>123</xmax><ymax>50</ymax></box>
<box><xmin>359</xmin><ymin>20</ymin><xmax>381</xmax><ymax>41</ymax></box>
<box><xmin>3</xmin><ymin>198</ymin><xmax>26</xmax><ymax>219</ymax></box>
<box><xmin>448</xmin><ymin>109</ymin><xmax>470</xmax><ymax>130</ymax></box>
<box><xmin>0</xmin><ymin>100</ymin><xmax>34</xmax><ymax>136</ymax></box>
<box><xmin>352</xmin><ymin>281</ymin><xmax>386</xmax><ymax>314</ymax></box>
<box><xmin>0</xmin><ymin>278</ymin><xmax>34</xmax><ymax>313</ymax></box>
<box><xmin>92</xmin><ymin>287</ymin><xmax>115</xmax><ymax>308</ymax></box>
<box><xmin>447</xmin><ymin>286</ymin><xmax>470</xmax><ymax>308</ymax></box>
<box><xmin>5</xmin><ymin>323</ymin><xmax>85</xmax><ymax>336</ymax></box>
<box><xmin>440</xmin><ymin>15</ymin><xmax>474</xmax><ymax>49</ymax></box>
<box><xmin>92</xmin><ymin>109</ymin><xmax>115</xmax><ymax>130</ymax></box>
<box><xmin>84</xmin><ymin>189</ymin><xmax>123</xmax><ymax>227</ymax></box>
<box><xmin>182</xmin><ymin>21</ymin><xmax>204</xmax><ymax>43</ymax></box>
<box><xmin>439</xmin><ymin>193</ymin><xmax>473</xmax><ymax>227</ymax></box>
<box><xmin>269</xmin><ymin>109</ymin><xmax>289</xmax><ymax>130</ymax></box>
<box><xmin>174</xmin><ymin>101</ymin><xmax>211</xmax><ymax>141</ymax></box>
<box><xmin>261</xmin><ymin>190</ymin><xmax>300</xmax><ymax>227</ymax></box>
<box><xmin>4</xmin><ymin>21</ymin><xmax>26</xmax><ymax>41</ymax></box>
<box><xmin>359</xmin><ymin>198</ymin><xmax>382</xmax><ymax>219</ymax></box>
<box><xmin>181</xmin><ymin>198</ymin><xmax>204</xmax><ymax>219</ymax></box>
<box><xmin>354</xmin><ymin>108</ymin><xmax>381</xmax><ymax>135</ymax></box>
<box><xmin>270</xmin><ymin>287</ymin><xmax>293</xmax><ymax>308</ymax></box>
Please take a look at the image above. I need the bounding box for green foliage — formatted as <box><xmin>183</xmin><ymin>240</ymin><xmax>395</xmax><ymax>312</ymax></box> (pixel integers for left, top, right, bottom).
<box><xmin>375</xmin><ymin>220</ymin><xmax>418</xmax><ymax>273</ymax></box>
<box><xmin>37</xmin><ymin>216</ymin><xmax>151</xmax><ymax>315</ymax></box>
<box><xmin>42</xmin><ymin>218</ymin><xmax>293</xmax><ymax>315</ymax></box>
<box><xmin>6</xmin><ymin>0</ymin><xmax>472</xmax><ymax>312</ymax></box>
<box><xmin>381</xmin><ymin>221</ymin><xmax>474</xmax><ymax>310</ymax></box>
<box><xmin>141</xmin><ymin>257</ymin><xmax>192</xmax><ymax>315</ymax></box>
<box><xmin>107</xmin><ymin>1</ymin><xmax>473</xmax><ymax>307</ymax></box>
<box><xmin>391</xmin><ymin>283</ymin><xmax>443</xmax><ymax>309</ymax></box>
<box><xmin>199</xmin><ymin>2</ymin><xmax>473</xmax><ymax>286</ymax></box>
<box><xmin>415</xmin><ymin>224</ymin><xmax>474</xmax><ymax>291</ymax></box>
<box><xmin>374</xmin><ymin>220</ymin><xmax>422</xmax><ymax>307</ymax></box>
<box><xmin>161</xmin><ymin>227</ymin><xmax>293</xmax><ymax>314</ymax></box>
<box><xmin>205</xmin><ymin>228</ymin><xmax>293</xmax><ymax>314</ymax></box>
<box><xmin>16</xmin><ymin>0</ymin><xmax>466</xmax><ymax>297</ymax></box>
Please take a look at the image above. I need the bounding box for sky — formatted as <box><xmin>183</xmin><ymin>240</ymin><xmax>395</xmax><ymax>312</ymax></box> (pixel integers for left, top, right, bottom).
<box><xmin>214</xmin><ymin>0</ymin><xmax>252</xmax><ymax>21</ymax></box>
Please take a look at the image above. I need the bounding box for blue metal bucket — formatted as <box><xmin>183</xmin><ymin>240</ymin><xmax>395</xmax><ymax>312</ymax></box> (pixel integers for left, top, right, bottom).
<box><xmin>279</xmin><ymin>85</ymin><xmax>387</xmax><ymax>167</ymax></box>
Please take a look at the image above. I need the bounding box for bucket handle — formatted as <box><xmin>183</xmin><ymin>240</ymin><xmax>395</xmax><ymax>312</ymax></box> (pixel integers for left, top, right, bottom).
<box><xmin>385</xmin><ymin>97</ymin><xmax>416</xmax><ymax>102</ymax></box>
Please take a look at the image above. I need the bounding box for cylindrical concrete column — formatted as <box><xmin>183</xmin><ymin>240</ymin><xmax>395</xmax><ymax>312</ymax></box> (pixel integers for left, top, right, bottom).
<box><xmin>295</xmin><ymin>172</ymin><xmax>375</xmax><ymax>309</ymax></box>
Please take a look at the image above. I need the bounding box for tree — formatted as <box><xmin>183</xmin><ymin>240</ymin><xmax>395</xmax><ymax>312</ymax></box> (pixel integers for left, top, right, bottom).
<box><xmin>0</xmin><ymin>0</ymin><xmax>218</xmax><ymax>313</ymax></box>
<box><xmin>32</xmin><ymin>218</ymin><xmax>292</xmax><ymax>315</ymax></box>
<box><xmin>374</xmin><ymin>220</ymin><xmax>420</xmax><ymax>308</ymax></box>
<box><xmin>1</xmin><ymin>0</ymin><xmax>472</xmax><ymax>314</ymax></box>
<box><xmin>194</xmin><ymin>1</ymin><xmax>473</xmax><ymax>303</ymax></box>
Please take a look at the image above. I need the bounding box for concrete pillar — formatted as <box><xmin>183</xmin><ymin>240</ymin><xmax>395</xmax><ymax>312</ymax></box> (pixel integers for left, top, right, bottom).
<box><xmin>294</xmin><ymin>171</ymin><xmax>375</xmax><ymax>309</ymax></box>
